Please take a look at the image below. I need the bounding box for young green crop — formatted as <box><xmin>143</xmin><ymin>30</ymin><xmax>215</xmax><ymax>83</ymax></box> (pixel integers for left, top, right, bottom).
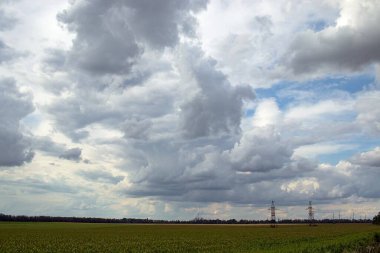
<box><xmin>0</xmin><ymin>223</ymin><xmax>379</xmax><ymax>252</ymax></box>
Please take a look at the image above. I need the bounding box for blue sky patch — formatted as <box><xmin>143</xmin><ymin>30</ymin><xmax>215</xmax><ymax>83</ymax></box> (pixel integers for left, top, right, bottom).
<box><xmin>255</xmin><ymin>74</ymin><xmax>375</xmax><ymax>110</ymax></box>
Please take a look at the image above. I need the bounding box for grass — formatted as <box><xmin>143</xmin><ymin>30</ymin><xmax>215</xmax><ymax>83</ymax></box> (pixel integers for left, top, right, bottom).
<box><xmin>0</xmin><ymin>222</ymin><xmax>379</xmax><ymax>252</ymax></box>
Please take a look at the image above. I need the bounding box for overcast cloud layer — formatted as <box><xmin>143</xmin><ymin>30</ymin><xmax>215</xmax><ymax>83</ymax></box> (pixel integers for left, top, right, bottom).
<box><xmin>0</xmin><ymin>0</ymin><xmax>379</xmax><ymax>220</ymax></box>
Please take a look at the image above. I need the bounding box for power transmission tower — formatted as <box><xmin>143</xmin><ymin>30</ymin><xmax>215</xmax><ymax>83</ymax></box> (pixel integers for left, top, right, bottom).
<box><xmin>306</xmin><ymin>201</ymin><xmax>315</xmax><ymax>226</ymax></box>
<box><xmin>194</xmin><ymin>207</ymin><xmax>202</xmax><ymax>222</ymax></box>
<box><xmin>269</xmin><ymin>200</ymin><xmax>277</xmax><ymax>228</ymax></box>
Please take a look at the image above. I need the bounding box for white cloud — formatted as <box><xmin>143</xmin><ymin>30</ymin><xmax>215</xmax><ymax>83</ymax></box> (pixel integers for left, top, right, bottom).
<box><xmin>284</xmin><ymin>99</ymin><xmax>354</xmax><ymax>122</ymax></box>
<box><xmin>281</xmin><ymin>178</ymin><xmax>320</xmax><ymax>196</ymax></box>
<box><xmin>294</xmin><ymin>143</ymin><xmax>356</xmax><ymax>159</ymax></box>
<box><xmin>197</xmin><ymin>0</ymin><xmax>339</xmax><ymax>86</ymax></box>
<box><xmin>252</xmin><ymin>98</ymin><xmax>281</xmax><ymax>128</ymax></box>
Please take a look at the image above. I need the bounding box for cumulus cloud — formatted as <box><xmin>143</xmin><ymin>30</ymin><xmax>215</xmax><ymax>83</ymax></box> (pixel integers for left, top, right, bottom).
<box><xmin>120</xmin><ymin>0</ymin><xmax>208</xmax><ymax>48</ymax></box>
<box><xmin>197</xmin><ymin>0</ymin><xmax>339</xmax><ymax>86</ymax></box>
<box><xmin>303</xmin><ymin>147</ymin><xmax>380</xmax><ymax>202</ymax></box>
<box><xmin>123</xmin><ymin>123</ymin><xmax>313</xmax><ymax>205</ymax></box>
<box><xmin>350</xmin><ymin>147</ymin><xmax>380</xmax><ymax>167</ymax></box>
<box><xmin>57</xmin><ymin>0</ymin><xmax>208</xmax><ymax>76</ymax></box>
<box><xmin>44</xmin><ymin>0</ymin><xmax>211</xmax><ymax>142</ymax></box>
<box><xmin>57</xmin><ymin>1</ymin><xmax>140</xmax><ymax>75</ymax></box>
<box><xmin>252</xmin><ymin>99</ymin><xmax>281</xmax><ymax>128</ymax></box>
<box><xmin>281</xmin><ymin>178</ymin><xmax>320</xmax><ymax>196</ymax></box>
<box><xmin>0</xmin><ymin>78</ymin><xmax>34</xmax><ymax>167</ymax></box>
<box><xmin>286</xmin><ymin>0</ymin><xmax>380</xmax><ymax>75</ymax></box>
<box><xmin>179</xmin><ymin>46</ymin><xmax>254</xmax><ymax>138</ymax></box>
<box><xmin>229</xmin><ymin>127</ymin><xmax>292</xmax><ymax>172</ymax></box>
<box><xmin>124</xmin><ymin>142</ymin><xmax>234</xmax><ymax>203</ymax></box>
<box><xmin>342</xmin><ymin>147</ymin><xmax>380</xmax><ymax>199</ymax></box>
<box><xmin>34</xmin><ymin>137</ymin><xmax>85</xmax><ymax>162</ymax></box>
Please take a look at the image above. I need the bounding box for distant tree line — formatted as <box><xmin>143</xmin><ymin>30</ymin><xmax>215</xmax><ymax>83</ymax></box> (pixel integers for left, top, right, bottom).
<box><xmin>374</xmin><ymin>212</ymin><xmax>380</xmax><ymax>225</ymax></box>
<box><xmin>0</xmin><ymin>213</ymin><xmax>374</xmax><ymax>224</ymax></box>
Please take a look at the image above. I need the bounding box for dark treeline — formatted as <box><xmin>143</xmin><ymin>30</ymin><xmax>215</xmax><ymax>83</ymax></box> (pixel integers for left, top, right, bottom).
<box><xmin>374</xmin><ymin>212</ymin><xmax>380</xmax><ymax>225</ymax></box>
<box><xmin>0</xmin><ymin>213</ymin><xmax>373</xmax><ymax>224</ymax></box>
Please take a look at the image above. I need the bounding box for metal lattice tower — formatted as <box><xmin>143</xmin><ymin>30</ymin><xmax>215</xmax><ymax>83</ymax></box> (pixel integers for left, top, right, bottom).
<box><xmin>306</xmin><ymin>201</ymin><xmax>315</xmax><ymax>226</ymax></box>
<box><xmin>195</xmin><ymin>207</ymin><xmax>202</xmax><ymax>222</ymax></box>
<box><xmin>269</xmin><ymin>200</ymin><xmax>276</xmax><ymax>227</ymax></box>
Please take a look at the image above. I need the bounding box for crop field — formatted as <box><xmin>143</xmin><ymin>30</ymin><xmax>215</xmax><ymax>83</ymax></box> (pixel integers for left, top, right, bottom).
<box><xmin>0</xmin><ymin>222</ymin><xmax>379</xmax><ymax>253</ymax></box>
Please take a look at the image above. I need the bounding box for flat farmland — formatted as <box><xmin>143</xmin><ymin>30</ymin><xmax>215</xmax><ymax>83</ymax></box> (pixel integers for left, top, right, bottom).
<box><xmin>0</xmin><ymin>222</ymin><xmax>379</xmax><ymax>253</ymax></box>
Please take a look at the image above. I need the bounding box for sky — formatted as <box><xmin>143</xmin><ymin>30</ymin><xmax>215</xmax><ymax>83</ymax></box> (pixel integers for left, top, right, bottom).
<box><xmin>0</xmin><ymin>0</ymin><xmax>380</xmax><ymax>221</ymax></box>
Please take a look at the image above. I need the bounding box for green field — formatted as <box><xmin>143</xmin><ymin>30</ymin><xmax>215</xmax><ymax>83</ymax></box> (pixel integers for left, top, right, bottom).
<box><xmin>0</xmin><ymin>222</ymin><xmax>379</xmax><ymax>253</ymax></box>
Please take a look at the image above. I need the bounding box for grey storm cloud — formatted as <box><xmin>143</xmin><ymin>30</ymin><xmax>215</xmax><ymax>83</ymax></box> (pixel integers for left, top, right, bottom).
<box><xmin>229</xmin><ymin>127</ymin><xmax>292</xmax><ymax>172</ymax></box>
<box><xmin>179</xmin><ymin>46</ymin><xmax>255</xmax><ymax>138</ymax></box>
<box><xmin>123</xmin><ymin>140</ymin><xmax>236</xmax><ymax>202</ymax></box>
<box><xmin>286</xmin><ymin>0</ymin><xmax>380</xmax><ymax>75</ymax></box>
<box><xmin>57</xmin><ymin>1</ymin><xmax>140</xmax><ymax>75</ymax></box>
<box><xmin>0</xmin><ymin>78</ymin><xmax>34</xmax><ymax>167</ymax></box>
<box><xmin>33</xmin><ymin>136</ymin><xmax>84</xmax><ymax>162</ymax></box>
<box><xmin>57</xmin><ymin>0</ymin><xmax>208</xmax><ymax>75</ymax></box>
<box><xmin>119</xmin><ymin>0</ymin><xmax>207</xmax><ymax>48</ymax></box>
<box><xmin>59</xmin><ymin>148</ymin><xmax>82</xmax><ymax>162</ymax></box>
<box><xmin>122</xmin><ymin>126</ymin><xmax>380</xmax><ymax>205</ymax></box>
<box><xmin>122</xmin><ymin>118</ymin><xmax>152</xmax><ymax>139</ymax></box>
<box><xmin>122</xmin><ymin>126</ymin><xmax>315</xmax><ymax>204</ymax></box>
<box><xmin>78</xmin><ymin>169</ymin><xmax>124</xmax><ymax>184</ymax></box>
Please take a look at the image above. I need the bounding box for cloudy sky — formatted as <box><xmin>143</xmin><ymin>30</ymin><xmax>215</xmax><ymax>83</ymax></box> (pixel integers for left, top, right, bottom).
<box><xmin>0</xmin><ymin>0</ymin><xmax>379</xmax><ymax>221</ymax></box>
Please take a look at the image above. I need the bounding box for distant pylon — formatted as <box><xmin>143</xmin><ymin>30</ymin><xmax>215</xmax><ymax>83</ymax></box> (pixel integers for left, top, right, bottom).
<box><xmin>269</xmin><ymin>200</ymin><xmax>276</xmax><ymax>228</ymax></box>
<box><xmin>306</xmin><ymin>201</ymin><xmax>315</xmax><ymax>226</ymax></box>
<box><xmin>194</xmin><ymin>207</ymin><xmax>202</xmax><ymax>221</ymax></box>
